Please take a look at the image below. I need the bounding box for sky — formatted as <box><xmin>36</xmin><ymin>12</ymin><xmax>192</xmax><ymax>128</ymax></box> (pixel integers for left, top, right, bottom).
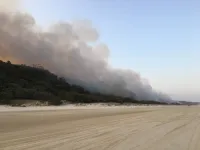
<box><xmin>12</xmin><ymin>0</ymin><xmax>200</xmax><ymax>101</ymax></box>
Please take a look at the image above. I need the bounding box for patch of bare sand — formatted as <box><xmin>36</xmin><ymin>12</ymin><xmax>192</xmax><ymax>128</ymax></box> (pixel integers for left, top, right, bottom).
<box><xmin>0</xmin><ymin>106</ymin><xmax>200</xmax><ymax>150</ymax></box>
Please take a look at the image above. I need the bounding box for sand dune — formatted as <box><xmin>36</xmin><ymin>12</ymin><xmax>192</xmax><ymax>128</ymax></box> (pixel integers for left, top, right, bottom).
<box><xmin>0</xmin><ymin>106</ymin><xmax>200</xmax><ymax>150</ymax></box>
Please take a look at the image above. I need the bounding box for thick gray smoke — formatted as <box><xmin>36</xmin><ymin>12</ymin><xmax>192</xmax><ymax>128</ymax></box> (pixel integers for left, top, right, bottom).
<box><xmin>0</xmin><ymin>10</ymin><xmax>172</xmax><ymax>102</ymax></box>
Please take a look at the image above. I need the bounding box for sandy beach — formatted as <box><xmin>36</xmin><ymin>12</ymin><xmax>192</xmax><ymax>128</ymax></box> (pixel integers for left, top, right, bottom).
<box><xmin>0</xmin><ymin>105</ymin><xmax>200</xmax><ymax>150</ymax></box>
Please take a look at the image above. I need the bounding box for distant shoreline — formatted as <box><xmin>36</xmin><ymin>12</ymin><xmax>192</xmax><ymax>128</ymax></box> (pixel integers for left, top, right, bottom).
<box><xmin>0</xmin><ymin>104</ymin><xmax>167</xmax><ymax>112</ymax></box>
<box><xmin>1</xmin><ymin>99</ymin><xmax>170</xmax><ymax>107</ymax></box>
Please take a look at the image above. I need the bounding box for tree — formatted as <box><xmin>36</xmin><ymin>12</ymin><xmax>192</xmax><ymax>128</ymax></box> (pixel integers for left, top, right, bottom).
<box><xmin>7</xmin><ymin>61</ymin><xmax>11</xmax><ymax>64</ymax></box>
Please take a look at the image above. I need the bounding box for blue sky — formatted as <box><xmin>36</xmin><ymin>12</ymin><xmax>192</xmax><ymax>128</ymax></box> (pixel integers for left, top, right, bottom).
<box><xmin>23</xmin><ymin>0</ymin><xmax>200</xmax><ymax>101</ymax></box>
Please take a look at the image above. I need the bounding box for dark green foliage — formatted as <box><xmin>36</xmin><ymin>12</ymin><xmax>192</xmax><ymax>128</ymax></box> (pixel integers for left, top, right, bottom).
<box><xmin>0</xmin><ymin>60</ymin><xmax>167</xmax><ymax>105</ymax></box>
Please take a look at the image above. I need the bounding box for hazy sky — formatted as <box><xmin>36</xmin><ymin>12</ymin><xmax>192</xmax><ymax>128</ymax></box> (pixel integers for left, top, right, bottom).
<box><xmin>16</xmin><ymin>0</ymin><xmax>200</xmax><ymax>101</ymax></box>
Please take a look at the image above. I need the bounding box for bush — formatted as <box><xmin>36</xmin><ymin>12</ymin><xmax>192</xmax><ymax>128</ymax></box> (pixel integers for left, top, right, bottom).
<box><xmin>0</xmin><ymin>90</ymin><xmax>13</xmax><ymax>104</ymax></box>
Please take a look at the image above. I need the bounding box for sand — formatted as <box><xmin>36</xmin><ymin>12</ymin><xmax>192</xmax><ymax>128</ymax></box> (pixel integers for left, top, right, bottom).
<box><xmin>0</xmin><ymin>105</ymin><xmax>200</xmax><ymax>150</ymax></box>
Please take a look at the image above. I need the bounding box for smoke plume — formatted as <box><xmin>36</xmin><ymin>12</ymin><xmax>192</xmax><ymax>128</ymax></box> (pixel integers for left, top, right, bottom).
<box><xmin>0</xmin><ymin>0</ymin><xmax>22</xmax><ymax>11</ymax></box>
<box><xmin>0</xmin><ymin>5</ymin><xmax>172</xmax><ymax>102</ymax></box>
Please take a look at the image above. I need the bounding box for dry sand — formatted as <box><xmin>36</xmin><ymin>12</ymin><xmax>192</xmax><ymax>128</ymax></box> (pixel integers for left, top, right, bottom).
<box><xmin>0</xmin><ymin>105</ymin><xmax>200</xmax><ymax>150</ymax></box>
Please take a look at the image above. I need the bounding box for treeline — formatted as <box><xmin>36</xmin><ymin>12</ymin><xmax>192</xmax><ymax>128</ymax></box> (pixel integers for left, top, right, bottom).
<box><xmin>0</xmin><ymin>60</ymin><xmax>167</xmax><ymax>105</ymax></box>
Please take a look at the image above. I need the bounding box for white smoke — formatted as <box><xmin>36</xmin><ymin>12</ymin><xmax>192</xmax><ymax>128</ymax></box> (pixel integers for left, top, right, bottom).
<box><xmin>0</xmin><ymin>0</ymin><xmax>22</xmax><ymax>11</ymax></box>
<box><xmin>0</xmin><ymin>3</ymin><xmax>172</xmax><ymax>102</ymax></box>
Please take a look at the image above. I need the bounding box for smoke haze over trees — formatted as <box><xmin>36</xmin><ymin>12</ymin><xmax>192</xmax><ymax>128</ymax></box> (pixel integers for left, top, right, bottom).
<box><xmin>0</xmin><ymin>60</ymin><xmax>169</xmax><ymax>105</ymax></box>
<box><xmin>0</xmin><ymin>0</ymin><xmax>172</xmax><ymax>102</ymax></box>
